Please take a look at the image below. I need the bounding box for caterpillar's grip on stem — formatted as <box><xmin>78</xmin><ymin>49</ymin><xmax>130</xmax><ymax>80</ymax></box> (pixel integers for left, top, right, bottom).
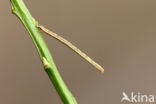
<box><xmin>37</xmin><ymin>24</ymin><xmax>104</xmax><ymax>73</ymax></box>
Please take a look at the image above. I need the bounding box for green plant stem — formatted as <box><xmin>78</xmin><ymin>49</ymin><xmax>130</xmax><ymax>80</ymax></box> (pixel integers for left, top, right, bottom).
<box><xmin>10</xmin><ymin>0</ymin><xmax>77</xmax><ymax>104</ymax></box>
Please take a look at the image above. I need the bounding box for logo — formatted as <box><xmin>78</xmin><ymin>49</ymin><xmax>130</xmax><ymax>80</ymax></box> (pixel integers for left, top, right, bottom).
<box><xmin>121</xmin><ymin>92</ymin><xmax>155</xmax><ymax>103</ymax></box>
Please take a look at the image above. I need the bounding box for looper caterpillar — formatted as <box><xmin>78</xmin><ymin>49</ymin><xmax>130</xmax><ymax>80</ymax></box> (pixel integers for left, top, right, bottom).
<box><xmin>37</xmin><ymin>24</ymin><xmax>104</xmax><ymax>73</ymax></box>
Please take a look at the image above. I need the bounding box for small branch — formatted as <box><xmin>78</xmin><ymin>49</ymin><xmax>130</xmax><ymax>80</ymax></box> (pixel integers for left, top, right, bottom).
<box><xmin>38</xmin><ymin>24</ymin><xmax>104</xmax><ymax>73</ymax></box>
<box><xmin>10</xmin><ymin>0</ymin><xmax>77</xmax><ymax>104</ymax></box>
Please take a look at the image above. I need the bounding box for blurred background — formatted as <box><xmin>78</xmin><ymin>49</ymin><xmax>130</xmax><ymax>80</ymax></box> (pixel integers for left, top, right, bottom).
<box><xmin>0</xmin><ymin>0</ymin><xmax>156</xmax><ymax>103</ymax></box>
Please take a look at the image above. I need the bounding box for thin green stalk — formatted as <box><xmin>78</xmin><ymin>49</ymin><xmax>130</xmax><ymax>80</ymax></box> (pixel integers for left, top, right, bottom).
<box><xmin>10</xmin><ymin>0</ymin><xmax>77</xmax><ymax>104</ymax></box>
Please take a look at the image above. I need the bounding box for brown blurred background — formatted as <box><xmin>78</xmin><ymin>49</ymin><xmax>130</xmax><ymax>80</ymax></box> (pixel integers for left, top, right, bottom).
<box><xmin>0</xmin><ymin>0</ymin><xmax>156</xmax><ymax>104</ymax></box>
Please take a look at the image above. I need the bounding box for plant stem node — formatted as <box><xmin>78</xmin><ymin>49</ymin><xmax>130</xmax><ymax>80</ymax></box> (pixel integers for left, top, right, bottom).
<box><xmin>42</xmin><ymin>57</ymin><xmax>50</xmax><ymax>69</ymax></box>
